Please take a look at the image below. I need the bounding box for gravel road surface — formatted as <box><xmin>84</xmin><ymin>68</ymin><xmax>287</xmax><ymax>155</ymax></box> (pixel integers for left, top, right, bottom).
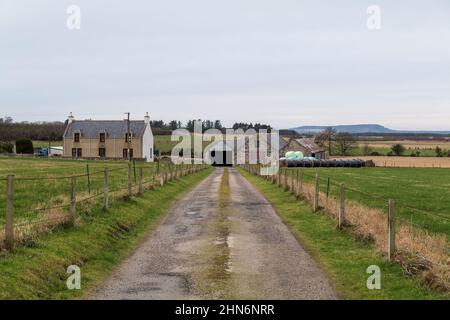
<box><xmin>90</xmin><ymin>168</ymin><xmax>337</xmax><ymax>300</ymax></box>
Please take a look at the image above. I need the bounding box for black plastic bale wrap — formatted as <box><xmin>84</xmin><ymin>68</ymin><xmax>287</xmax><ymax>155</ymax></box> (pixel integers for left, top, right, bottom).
<box><xmin>280</xmin><ymin>159</ymin><xmax>366</xmax><ymax>168</ymax></box>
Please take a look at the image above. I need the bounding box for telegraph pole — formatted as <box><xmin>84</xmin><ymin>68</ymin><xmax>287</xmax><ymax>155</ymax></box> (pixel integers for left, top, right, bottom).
<box><xmin>125</xmin><ymin>112</ymin><xmax>131</xmax><ymax>161</ymax></box>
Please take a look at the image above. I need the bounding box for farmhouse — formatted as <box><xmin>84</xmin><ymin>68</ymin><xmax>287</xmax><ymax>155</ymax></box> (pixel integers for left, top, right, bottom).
<box><xmin>63</xmin><ymin>113</ymin><xmax>154</xmax><ymax>162</ymax></box>
<box><xmin>280</xmin><ymin>137</ymin><xmax>326</xmax><ymax>159</ymax></box>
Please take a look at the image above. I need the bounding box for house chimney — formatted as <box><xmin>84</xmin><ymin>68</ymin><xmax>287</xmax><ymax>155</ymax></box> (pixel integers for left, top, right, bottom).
<box><xmin>68</xmin><ymin>112</ymin><xmax>75</xmax><ymax>124</ymax></box>
<box><xmin>144</xmin><ymin>112</ymin><xmax>150</xmax><ymax>124</ymax></box>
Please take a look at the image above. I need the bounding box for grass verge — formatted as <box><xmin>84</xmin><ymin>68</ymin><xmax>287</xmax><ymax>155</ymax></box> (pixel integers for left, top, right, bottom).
<box><xmin>0</xmin><ymin>168</ymin><xmax>213</xmax><ymax>300</ymax></box>
<box><xmin>239</xmin><ymin>168</ymin><xmax>448</xmax><ymax>300</ymax></box>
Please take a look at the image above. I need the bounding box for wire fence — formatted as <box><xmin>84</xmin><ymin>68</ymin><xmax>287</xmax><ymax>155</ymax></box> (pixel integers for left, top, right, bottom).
<box><xmin>241</xmin><ymin>164</ymin><xmax>449</xmax><ymax>291</ymax></box>
<box><xmin>0</xmin><ymin>161</ymin><xmax>209</xmax><ymax>252</ymax></box>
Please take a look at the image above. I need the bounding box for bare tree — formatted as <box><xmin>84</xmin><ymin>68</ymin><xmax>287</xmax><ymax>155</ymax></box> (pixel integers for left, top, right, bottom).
<box><xmin>362</xmin><ymin>143</ymin><xmax>372</xmax><ymax>156</ymax></box>
<box><xmin>315</xmin><ymin>127</ymin><xmax>337</xmax><ymax>156</ymax></box>
<box><xmin>335</xmin><ymin>132</ymin><xmax>356</xmax><ymax>156</ymax></box>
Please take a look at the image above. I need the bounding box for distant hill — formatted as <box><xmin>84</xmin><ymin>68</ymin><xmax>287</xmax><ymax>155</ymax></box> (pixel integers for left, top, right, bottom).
<box><xmin>291</xmin><ymin>124</ymin><xmax>450</xmax><ymax>135</ymax></box>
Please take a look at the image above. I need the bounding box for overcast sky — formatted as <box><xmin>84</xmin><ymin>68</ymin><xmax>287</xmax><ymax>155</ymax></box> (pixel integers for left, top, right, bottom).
<box><xmin>1</xmin><ymin>0</ymin><xmax>449</xmax><ymax>130</ymax></box>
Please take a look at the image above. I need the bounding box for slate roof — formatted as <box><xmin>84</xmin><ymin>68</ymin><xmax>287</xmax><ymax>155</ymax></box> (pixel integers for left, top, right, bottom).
<box><xmin>64</xmin><ymin>120</ymin><xmax>147</xmax><ymax>139</ymax></box>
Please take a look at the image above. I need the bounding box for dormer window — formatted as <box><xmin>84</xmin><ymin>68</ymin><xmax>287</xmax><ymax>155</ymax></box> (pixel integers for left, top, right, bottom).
<box><xmin>74</xmin><ymin>132</ymin><xmax>80</xmax><ymax>143</ymax></box>
<box><xmin>99</xmin><ymin>132</ymin><xmax>106</xmax><ymax>143</ymax></box>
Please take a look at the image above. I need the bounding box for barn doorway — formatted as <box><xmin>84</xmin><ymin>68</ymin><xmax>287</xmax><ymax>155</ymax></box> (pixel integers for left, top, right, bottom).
<box><xmin>210</xmin><ymin>150</ymin><xmax>233</xmax><ymax>167</ymax></box>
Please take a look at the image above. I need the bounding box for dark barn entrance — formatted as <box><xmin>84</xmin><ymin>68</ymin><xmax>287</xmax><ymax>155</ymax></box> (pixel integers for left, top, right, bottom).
<box><xmin>210</xmin><ymin>150</ymin><xmax>233</xmax><ymax>167</ymax></box>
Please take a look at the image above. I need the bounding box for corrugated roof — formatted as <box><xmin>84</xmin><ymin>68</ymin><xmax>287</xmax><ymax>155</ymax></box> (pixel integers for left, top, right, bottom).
<box><xmin>64</xmin><ymin>120</ymin><xmax>147</xmax><ymax>139</ymax></box>
<box><xmin>295</xmin><ymin>138</ymin><xmax>324</xmax><ymax>153</ymax></box>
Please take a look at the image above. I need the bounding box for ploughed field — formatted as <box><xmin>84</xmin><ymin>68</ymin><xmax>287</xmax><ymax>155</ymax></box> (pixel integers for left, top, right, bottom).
<box><xmin>292</xmin><ymin>167</ymin><xmax>450</xmax><ymax>239</ymax></box>
<box><xmin>0</xmin><ymin>157</ymin><xmax>159</xmax><ymax>227</ymax></box>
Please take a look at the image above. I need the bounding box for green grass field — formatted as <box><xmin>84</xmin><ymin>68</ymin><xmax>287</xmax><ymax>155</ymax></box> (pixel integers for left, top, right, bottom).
<box><xmin>343</xmin><ymin>146</ymin><xmax>439</xmax><ymax>157</ymax></box>
<box><xmin>240</xmin><ymin>169</ymin><xmax>447</xmax><ymax>299</ymax></box>
<box><xmin>0</xmin><ymin>158</ymin><xmax>174</xmax><ymax>227</ymax></box>
<box><xmin>0</xmin><ymin>168</ymin><xmax>212</xmax><ymax>299</ymax></box>
<box><xmin>285</xmin><ymin>167</ymin><xmax>450</xmax><ymax>239</ymax></box>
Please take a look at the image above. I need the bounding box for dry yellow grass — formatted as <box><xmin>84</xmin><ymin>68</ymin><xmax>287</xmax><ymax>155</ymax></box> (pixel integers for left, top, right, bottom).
<box><xmin>333</xmin><ymin>156</ymin><xmax>450</xmax><ymax>168</ymax></box>
<box><xmin>280</xmin><ymin>173</ymin><xmax>449</xmax><ymax>292</ymax></box>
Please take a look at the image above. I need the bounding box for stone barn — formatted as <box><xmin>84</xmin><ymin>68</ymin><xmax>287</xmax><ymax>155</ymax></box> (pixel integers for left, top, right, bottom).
<box><xmin>280</xmin><ymin>137</ymin><xmax>326</xmax><ymax>159</ymax></box>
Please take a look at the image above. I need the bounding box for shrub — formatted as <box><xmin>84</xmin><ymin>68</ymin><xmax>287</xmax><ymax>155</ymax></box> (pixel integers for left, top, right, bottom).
<box><xmin>0</xmin><ymin>141</ymin><xmax>14</xmax><ymax>153</ymax></box>
<box><xmin>387</xmin><ymin>151</ymin><xmax>394</xmax><ymax>157</ymax></box>
<box><xmin>15</xmin><ymin>138</ymin><xmax>34</xmax><ymax>154</ymax></box>
<box><xmin>370</xmin><ymin>151</ymin><xmax>381</xmax><ymax>156</ymax></box>
<box><xmin>391</xmin><ymin>143</ymin><xmax>405</xmax><ymax>156</ymax></box>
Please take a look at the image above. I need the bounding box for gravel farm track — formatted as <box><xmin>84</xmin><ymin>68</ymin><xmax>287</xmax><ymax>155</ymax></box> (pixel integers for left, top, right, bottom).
<box><xmin>90</xmin><ymin>168</ymin><xmax>337</xmax><ymax>300</ymax></box>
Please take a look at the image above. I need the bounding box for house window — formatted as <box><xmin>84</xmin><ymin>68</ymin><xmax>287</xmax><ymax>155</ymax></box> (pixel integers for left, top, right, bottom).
<box><xmin>72</xmin><ymin>148</ymin><xmax>82</xmax><ymax>158</ymax></box>
<box><xmin>123</xmin><ymin>148</ymin><xmax>133</xmax><ymax>159</ymax></box>
<box><xmin>125</xmin><ymin>133</ymin><xmax>132</xmax><ymax>143</ymax></box>
<box><xmin>150</xmin><ymin>148</ymin><xmax>153</xmax><ymax>159</ymax></box>
<box><xmin>74</xmin><ymin>133</ymin><xmax>80</xmax><ymax>143</ymax></box>
<box><xmin>99</xmin><ymin>132</ymin><xmax>106</xmax><ymax>143</ymax></box>
<box><xmin>99</xmin><ymin>148</ymin><xmax>106</xmax><ymax>158</ymax></box>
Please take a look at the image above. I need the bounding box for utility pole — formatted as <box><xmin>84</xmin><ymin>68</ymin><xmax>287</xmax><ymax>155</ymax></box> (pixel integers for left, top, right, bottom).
<box><xmin>125</xmin><ymin>112</ymin><xmax>131</xmax><ymax>161</ymax></box>
<box><xmin>48</xmin><ymin>135</ymin><xmax>51</xmax><ymax>158</ymax></box>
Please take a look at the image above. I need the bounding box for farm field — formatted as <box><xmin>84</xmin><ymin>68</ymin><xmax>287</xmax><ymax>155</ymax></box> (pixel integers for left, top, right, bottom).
<box><xmin>345</xmin><ymin>139</ymin><xmax>450</xmax><ymax>157</ymax></box>
<box><xmin>0</xmin><ymin>157</ymin><xmax>165</xmax><ymax>229</ymax></box>
<box><xmin>333</xmin><ymin>156</ymin><xmax>450</xmax><ymax>168</ymax></box>
<box><xmin>291</xmin><ymin>167</ymin><xmax>450</xmax><ymax>239</ymax></box>
<box><xmin>358</xmin><ymin>139</ymin><xmax>450</xmax><ymax>150</ymax></box>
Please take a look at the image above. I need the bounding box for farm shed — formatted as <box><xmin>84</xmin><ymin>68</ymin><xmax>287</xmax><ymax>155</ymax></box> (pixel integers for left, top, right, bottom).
<box><xmin>280</xmin><ymin>137</ymin><xmax>326</xmax><ymax>160</ymax></box>
<box><xmin>63</xmin><ymin>113</ymin><xmax>154</xmax><ymax>162</ymax></box>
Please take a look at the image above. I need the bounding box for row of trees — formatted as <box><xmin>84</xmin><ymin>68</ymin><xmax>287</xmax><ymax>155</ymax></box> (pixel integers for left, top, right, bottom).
<box><xmin>389</xmin><ymin>144</ymin><xmax>449</xmax><ymax>157</ymax></box>
<box><xmin>0</xmin><ymin>117</ymin><xmax>66</xmax><ymax>141</ymax></box>
<box><xmin>0</xmin><ymin>117</ymin><xmax>272</xmax><ymax>140</ymax></box>
<box><xmin>145</xmin><ymin>120</ymin><xmax>272</xmax><ymax>134</ymax></box>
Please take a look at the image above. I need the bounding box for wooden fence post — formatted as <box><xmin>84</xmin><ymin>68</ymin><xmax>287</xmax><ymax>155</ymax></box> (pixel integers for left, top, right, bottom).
<box><xmin>338</xmin><ymin>183</ymin><xmax>345</xmax><ymax>228</ymax></box>
<box><xmin>86</xmin><ymin>164</ymin><xmax>91</xmax><ymax>195</ymax></box>
<box><xmin>103</xmin><ymin>168</ymin><xmax>109</xmax><ymax>210</ymax></box>
<box><xmin>297</xmin><ymin>171</ymin><xmax>303</xmax><ymax>198</ymax></box>
<box><xmin>70</xmin><ymin>176</ymin><xmax>76</xmax><ymax>226</ymax></box>
<box><xmin>127</xmin><ymin>162</ymin><xmax>132</xmax><ymax>197</ymax></box>
<box><xmin>290</xmin><ymin>173</ymin><xmax>294</xmax><ymax>194</ymax></box>
<box><xmin>283</xmin><ymin>169</ymin><xmax>288</xmax><ymax>191</ymax></box>
<box><xmin>5</xmin><ymin>175</ymin><xmax>14</xmax><ymax>252</ymax></box>
<box><xmin>138</xmin><ymin>167</ymin><xmax>143</xmax><ymax>195</ymax></box>
<box><xmin>277</xmin><ymin>170</ymin><xmax>281</xmax><ymax>187</ymax></box>
<box><xmin>326</xmin><ymin>177</ymin><xmax>330</xmax><ymax>198</ymax></box>
<box><xmin>388</xmin><ymin>199</ymin><xmax>396</xmax><ymax>261</ymax></box>
<box><xmin>133</xmin><ymin>159</ymin><xmax>137</xmax><ymax>183</ymax></box>
<box><xmin>313</xmin><ymin>173</ymin><xmax>320</xmax><ymax>212</ymax></box>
